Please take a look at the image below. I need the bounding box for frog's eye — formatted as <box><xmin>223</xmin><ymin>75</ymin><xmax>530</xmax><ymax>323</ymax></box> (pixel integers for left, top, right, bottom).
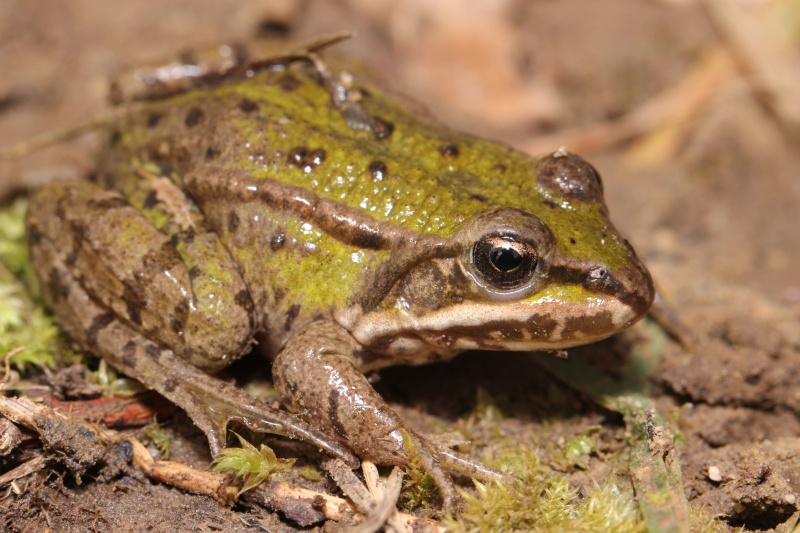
<box><xmin>472</xmin><ymin>235</ymin><xmax>538</xmax><ymax>290</ymax></box>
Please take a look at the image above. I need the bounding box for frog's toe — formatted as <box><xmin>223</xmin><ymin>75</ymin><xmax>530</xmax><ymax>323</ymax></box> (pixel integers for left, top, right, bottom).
<box><xmin>427</xmin><ymin>438</ymin><xmax>510</xmax><ymax>485</ymax></box>
<box><xmin>414</xmin><ymin>433</ymin><xmax>511</xmax><ymax>515</ymax></box>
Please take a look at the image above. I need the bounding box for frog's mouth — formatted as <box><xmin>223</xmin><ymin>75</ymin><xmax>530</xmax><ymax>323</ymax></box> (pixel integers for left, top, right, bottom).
<box><xmin>346</xmin><ymin>257</ymin><xmax>654</xmax><ymax>358</ymax></box>
<box><xmin>351</xmin><ymin>292</ymin><xmax>639</xmax><ymax>357</ymax></box>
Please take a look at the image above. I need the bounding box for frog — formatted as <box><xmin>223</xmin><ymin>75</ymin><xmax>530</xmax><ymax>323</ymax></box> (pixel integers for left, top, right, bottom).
<box><xmin>24</xmin><ymin>38</ymin><xmax>654</xmax><ymax>510</ymax></box>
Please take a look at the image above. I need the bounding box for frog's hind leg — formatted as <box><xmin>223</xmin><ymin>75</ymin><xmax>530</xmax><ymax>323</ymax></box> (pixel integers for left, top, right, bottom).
<box><xmin>273</xmin><ymin>320</ymin><xmax>508</xmax><ymax>513</ymax></box>
<box><xmin>26</xmin><ymin>180</ymin><xmax>357</xmax><ymax>464</ymax></box>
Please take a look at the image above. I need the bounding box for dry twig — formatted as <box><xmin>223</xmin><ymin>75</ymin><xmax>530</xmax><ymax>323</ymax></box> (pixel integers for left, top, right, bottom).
<box><xmin>0</xmin><ymin>396</ymin><xmax>441</xmax><ymax>531</ymax></box>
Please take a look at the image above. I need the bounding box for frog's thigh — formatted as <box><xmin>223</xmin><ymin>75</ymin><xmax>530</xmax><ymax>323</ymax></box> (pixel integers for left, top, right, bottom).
<box><xmin>27</xmin><ymin>180</ymin><xmax>253</xmax><ymax>370</ymax></box>
<box><xmin>27</xmin><ymin>215</ymin><xmax>357</xmax><ymax>461</ymax></box>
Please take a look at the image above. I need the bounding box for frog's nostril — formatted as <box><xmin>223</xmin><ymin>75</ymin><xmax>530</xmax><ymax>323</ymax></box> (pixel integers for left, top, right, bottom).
<box><xmin>587</xmin><ymin>266</ymin><xmax>608</xmax><ymax>280</ymax></box>
<box><xmin>583</xmin><ymin>266</ymin><xmax>622</xmax><ymax>296</ymax></box>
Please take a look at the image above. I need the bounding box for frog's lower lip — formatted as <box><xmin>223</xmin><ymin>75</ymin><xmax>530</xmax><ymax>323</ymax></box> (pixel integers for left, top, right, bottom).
<box><xmin>352</xmin><ymin>291</ymin><xmax>648</xmax><ymax>353</ymax></box>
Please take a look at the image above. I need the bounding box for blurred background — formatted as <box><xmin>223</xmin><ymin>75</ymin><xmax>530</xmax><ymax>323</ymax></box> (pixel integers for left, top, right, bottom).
<box><xmin>1</xmin><ymin>1</ymin><xmax>799</xmax><ymax>530</ymax></box>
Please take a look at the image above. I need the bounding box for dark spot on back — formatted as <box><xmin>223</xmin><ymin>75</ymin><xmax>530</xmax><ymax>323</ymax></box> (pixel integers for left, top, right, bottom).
<box><xmin>172</xmin><ymin>300</ymin><xmax>189</xmax><ymax>318</ymax></box>
<box><xmin>228</xmin><ymin>211</ymin><xmax>240</xmax><ymax>233</ymax></box>
<box><xmin>278</xmin><ymin>73</ymin><xmax>301</xmax><ymax>92</ymax></box>
<box><xmin>284</xmin><ymin>304</ymin><xmax>301</xmax><ymax>332</ymax></box>
<box><xmin>287</xmin><ymin>146</ymin><xmax>308</xmax><ymax>166</ymax></box>
<box><xmin>309</xmin><ymin>148</ymin><xmax>326</xmax><ymax>167</ymax></box>
<box><xmin>274</xmin><ymin>287</ymin><xmax>286</xmax><ymax>302</ymax></box>
<box><xmin>495</xmin><ymin>163</ymin><xmax>507</xmax><ymax>173</ymax></box>
<box><xmin>469</xmin><ymin>193</ymin><xmax>487</xmax><ymax>202</ymax></box>
<box><xmin>143</xmin><ymin>191</ymin><xmax>159</xmax><ymax>209</ymax></box>
<box><xmin>570</xmin><ymin>237</ymin><xmax>577</xmax><ymax>245</ymax></box>
<box><xmin>270</xmin><ymin>233</ymin><xmax>285</xmax><ymax>251</ymax></box>
<box><xmin>109</xmin><ymin>130</ymin><xmax>121</xmax><ymax>145</ymax></box>
<box><xmin>543</xmin><ymin>200</ymin><xmax>558</xmax><ymax>209</ymax></box>
<box><xmin>170</xmin><ymin>317</ymin><xmax>183</xmax><ymax>334</ymax></box>
<box><xmin>287</xmin><ymin>146</ymin><xmax>325</xmax><ymax>172</ymax></box>
<box><xmin>437</xmin><ymin>144</ymin><xmax>460</xmax><ymax>157</ymax></box>
<box><xmin>184</xmin><ymin>107</ymin><xmax>204</xmax><ymax>128</ymax></box>
<box><xmin>188</xmin><ymin>266</ymin><xmax>201</xmax><ymax>279</ymax></box>
<box><xmin>238</xmin><ymin>99</ymin><xmax>259</xmax><ymax>113</ymax></box>
<box><xmin>372</xmin><ymin>116</ymin><xmax>394</xmax><ymax>140</ymax></box>
<box><xmin>147</xmin><ymin>113</ymin><xmax>163</xmax><ymax>128</ymax></box>
<box><xmin>368</xmin><ymin>160</ymin><xmax>387</xmax><ymax>181</ymax></box>
<box><xmin>205</xmin><ymin>146</ymin><xmax>219</xmax><ymax>160</ymax></box>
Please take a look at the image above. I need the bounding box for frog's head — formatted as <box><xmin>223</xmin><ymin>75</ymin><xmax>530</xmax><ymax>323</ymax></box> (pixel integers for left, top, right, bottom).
<box><xmin>345</xmin><ymin>151</ymin><xmax>655</xmax><ymax>361</ymax></box>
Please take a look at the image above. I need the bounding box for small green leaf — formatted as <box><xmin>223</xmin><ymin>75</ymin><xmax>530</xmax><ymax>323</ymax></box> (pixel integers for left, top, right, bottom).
<box><xmin>211</xmin><ymin>432</ymin><xmax>295</xmax><ymax>495</ymax></box>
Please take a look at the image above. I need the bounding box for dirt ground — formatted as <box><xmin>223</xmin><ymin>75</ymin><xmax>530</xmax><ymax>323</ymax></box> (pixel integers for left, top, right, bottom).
<box><xmin>1</xmin><ymin>0</ymin><xmax>799</xmax><ymax>531</ymax></box>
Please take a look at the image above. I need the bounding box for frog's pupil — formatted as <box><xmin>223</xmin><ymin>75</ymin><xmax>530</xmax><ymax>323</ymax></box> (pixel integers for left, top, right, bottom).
<box><xmin>490</xmin><ymin>246</ymin><xmax>523</xmax><ymax>272</ymax></box>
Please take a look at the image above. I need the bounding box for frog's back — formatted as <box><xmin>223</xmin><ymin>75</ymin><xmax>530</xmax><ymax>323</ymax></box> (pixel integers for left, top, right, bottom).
<box><xmin>101</xmin><ymin>67</ymin><xmax>628</xmax><ymax>264</ymax></box>
<box><xmin>94</xmin><ymin>67</ymin><xmax>640</xmax><ymax>352</ymax></box>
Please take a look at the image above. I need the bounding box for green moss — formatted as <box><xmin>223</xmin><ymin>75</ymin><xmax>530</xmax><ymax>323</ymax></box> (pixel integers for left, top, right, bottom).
<box><xmin>444</xmin><ymin>446</ymin><xmax>646</xmax><ymax>533</ymax></box>
<box><xmin>689</xmin><ymin>504</ymin><xmax>733</xmax><ymax>533</ymax></box>
<box><xmin>143</xmin><ymin>420</ymin><xmax>172</xmax><ymax>459</ymax></box>
<box><xmin>0</xmin><ymin>292</ymin><xmax>60</xmax><ymax>371</ymax></box>
<box><xmin>560</xmin><ymin>433</ymin><xmax>597</xmax><ymax>471</ymax></box>
<box><xmin>399</xmin><ymin>429</ymin><xmax>437</xmax><ymax>512</ymax></box>
<box><xmin>296</xmin><ymin>464</ymin><xmax>322</xmax><ymax>482</ymax></box>
<box><xmin>472</xmin><ymin>386</ymin><xmax>505</xmax><ymax>424</ymax></box>
<box><xmin>85</xmin><ymin>359</ymin><xmax>144</xmax><ymax>396</ymax></box>
<box><xmin>211</xmin><ymin>432</ymin><xmax>295</xmax><ymax>495</ymax></box>
<box><xmin>0</xmin><ymin>197</ymin><xmax>37</xmax><ymax>290</ymax></box>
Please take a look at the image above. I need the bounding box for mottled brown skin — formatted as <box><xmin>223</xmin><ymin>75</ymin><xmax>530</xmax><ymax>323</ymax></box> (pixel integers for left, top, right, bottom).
<box><xmin>27</xmin><ymin>181</ymin><xmax>358</xmax><ymax>465</ymax></box>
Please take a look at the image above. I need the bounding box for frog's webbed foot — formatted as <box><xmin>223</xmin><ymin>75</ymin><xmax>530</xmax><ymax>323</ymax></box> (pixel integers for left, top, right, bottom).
<box><xmin>272</xmin><ymin>320</ymin><xmax>508</xmax><ymax>514</ymax></box>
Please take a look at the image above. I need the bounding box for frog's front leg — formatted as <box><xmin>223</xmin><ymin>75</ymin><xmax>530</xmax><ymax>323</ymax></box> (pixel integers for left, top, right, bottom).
<box><xmin>273</xmin><ymin>320</ymin><xmax>491</xmax><ymax>512</ymax></box>
<box><xmin>26</xmin><ymin>180</ymin><xmax>356</xmax><ymax>464</ymax></box>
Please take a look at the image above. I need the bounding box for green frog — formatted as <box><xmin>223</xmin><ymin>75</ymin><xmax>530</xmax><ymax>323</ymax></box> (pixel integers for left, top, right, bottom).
<box><xmin>25</xmin><ymin>38</ymin><xmax>654</xmax><ymax>510</ymax></box>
